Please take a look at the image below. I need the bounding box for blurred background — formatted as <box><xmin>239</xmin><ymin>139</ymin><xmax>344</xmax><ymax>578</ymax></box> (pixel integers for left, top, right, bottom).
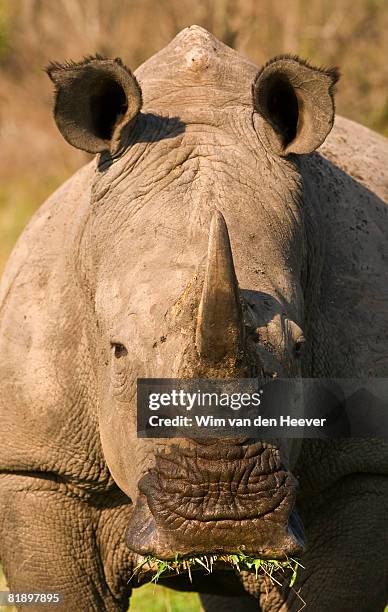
<box><xmin>0</xmin><ymin>1</ymin><xmax>387</xmax><ymax>610</ymax></box>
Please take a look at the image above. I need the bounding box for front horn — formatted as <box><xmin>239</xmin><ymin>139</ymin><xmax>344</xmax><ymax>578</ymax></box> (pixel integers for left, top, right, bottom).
<box><xmin>195</xmin><ymin>210</ymin><xmax>245</xmax><ymax>362</ymax></box>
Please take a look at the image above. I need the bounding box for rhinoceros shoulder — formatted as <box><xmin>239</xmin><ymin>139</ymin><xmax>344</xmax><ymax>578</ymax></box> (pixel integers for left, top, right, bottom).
<box><xmin>320</xmin><ymin>115</ymin><xmax>388</xmax><ymax>202</ymax></box>
<box><xmin>0</xmin><ymin>159</ymin><xmax>95</xmax><ymax>304</ymax></box>
<box><xmin>0</xmin><ymin>159</ymin><xmax>111</xmax><ymax>487</ymax></box>
<box><xmin>302</xmin><ymin>117</ymin><xmax>388</xmax><ymax>379</ymax></box>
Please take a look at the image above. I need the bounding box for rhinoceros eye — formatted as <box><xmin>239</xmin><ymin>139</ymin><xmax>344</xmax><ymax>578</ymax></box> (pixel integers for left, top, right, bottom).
<box><xmin>111</xmin><ymin>342</ymin><xmax>128</xmax><ymax>359</ymax></box>
<box><xmin>294</xmin><ymin>336</ymin><xmax>306</xmax><ymax>359</ymax></box>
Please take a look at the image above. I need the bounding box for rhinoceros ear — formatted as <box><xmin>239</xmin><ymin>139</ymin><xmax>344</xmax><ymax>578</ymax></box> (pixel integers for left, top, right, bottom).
<box><xmin>252</xmin><ymin>55</ymin><xmax>339</xmax><ymax>155</ymax></box>
<box><xmin>46</xmin><ymin>55</ymin><xmax>142</xmax><ymax>155</ymax></box>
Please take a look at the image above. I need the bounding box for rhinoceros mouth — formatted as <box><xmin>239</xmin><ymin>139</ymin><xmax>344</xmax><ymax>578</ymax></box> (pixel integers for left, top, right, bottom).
<box><xmin>132</xmin><ymin>544</ymin><xmax>302</xmax><ymax>574</ymax></box>
<box><xmin>125</xmin><ymin>441</ymin><xmax>304</xmax><ymax>564</ymax></box>
<box><xmin>130</xmin><ymin>535</ymin><xmax>304</xmax><ymax>587</ymax></box>
<box><xmin>125</xmin><ymin>489</ymin><xmax>304</xmax><ymax>563</ymax></box>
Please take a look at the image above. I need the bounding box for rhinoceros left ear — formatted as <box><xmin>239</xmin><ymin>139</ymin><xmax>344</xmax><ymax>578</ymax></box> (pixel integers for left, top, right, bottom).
<box><xmin>46</xmin><ymin>55</ymin><xmax>142</xmax><ymax>155</ymax></box>
<box><xmin>253</xmin><ymin>55</ymin><xmax>339</xmax><ymax>155</ymax></box>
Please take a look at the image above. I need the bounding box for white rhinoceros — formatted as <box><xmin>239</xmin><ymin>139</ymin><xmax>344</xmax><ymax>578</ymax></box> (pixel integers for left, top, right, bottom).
<box><xmin>1</xmin><ymin>25</ymin><xmax>387</xmax><ymax>612</ymax></box>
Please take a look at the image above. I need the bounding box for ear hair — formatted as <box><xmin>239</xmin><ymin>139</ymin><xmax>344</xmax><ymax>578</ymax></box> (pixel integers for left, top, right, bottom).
<box><xmin>46</xmin><ymin>55</ymin><xmax>142</xmax><ymax>154</ymax></box>
<box><xmin>47</xmin><ymin>53</ymin><xmax>107</xmax><ymax>75</ymax></box>
<box><xmin>253</xmin><ymin>54</ymin><xmax>340</xmax><ymax>155</ymax></box>
<box><xmin>256</xmin><ymin>54</ymin><xmax>340</xmax><ymax>91</ymax></box>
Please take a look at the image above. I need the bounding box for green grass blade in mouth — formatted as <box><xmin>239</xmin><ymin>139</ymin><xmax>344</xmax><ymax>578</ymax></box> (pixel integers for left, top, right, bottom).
<box><xmin>131</xmin><ymin>553</ymin><xmax>304</xmax><ymax>588</ymax></box>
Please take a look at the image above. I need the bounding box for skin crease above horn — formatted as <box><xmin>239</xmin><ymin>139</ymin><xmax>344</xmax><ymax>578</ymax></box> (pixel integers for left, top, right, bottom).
<box><xmin>0</xmin><ymin>24</ymin><xmax>388</xmax><ymax>612</ymax></box>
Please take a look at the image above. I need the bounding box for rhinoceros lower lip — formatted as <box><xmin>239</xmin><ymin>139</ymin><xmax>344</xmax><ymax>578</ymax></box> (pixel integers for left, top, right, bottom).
<box><xmin>125</xmin><ymin>494</ymin><xmax>305</xmax><ymax>562</ymax></box>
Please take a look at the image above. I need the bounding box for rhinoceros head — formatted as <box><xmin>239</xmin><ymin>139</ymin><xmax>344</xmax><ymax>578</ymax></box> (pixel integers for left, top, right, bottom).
<box><xmin>47</xmin><ymin>27</ymin><xmax>338</xmax><ymax>565</ymax></box>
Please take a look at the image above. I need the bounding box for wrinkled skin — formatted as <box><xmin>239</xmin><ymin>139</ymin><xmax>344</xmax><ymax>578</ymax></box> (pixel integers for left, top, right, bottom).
<box><xmin>1</xmin><ymin>26</ymin><xmax>388</xmax><ymax>612</ymax></box>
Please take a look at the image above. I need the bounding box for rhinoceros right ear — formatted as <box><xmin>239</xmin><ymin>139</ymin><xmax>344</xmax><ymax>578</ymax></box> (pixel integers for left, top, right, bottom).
<box><xmin>46</xmin><ymin>55</ymin><xmax>142</xmax><ymax>155</ymax></box>
<box><xmin>253</xmin><ymin>55</ymin><xmax>339</xmax><ymax>155</ymax></box>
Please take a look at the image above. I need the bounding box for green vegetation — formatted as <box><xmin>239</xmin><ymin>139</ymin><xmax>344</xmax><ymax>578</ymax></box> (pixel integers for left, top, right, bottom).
<box><xmin>131</xmin><ymin>584</ymin><xmax>200</xmax><ymax>611</ymax></box>
<box><xmin>0</xmin><ymin>0</ymin><xmax>10</xmax><ymax>61</ymax></box>
<box><xmin>133</xmin><ymin>553</ymin><xmax>302</xmax><ymax>588</ymax></box>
